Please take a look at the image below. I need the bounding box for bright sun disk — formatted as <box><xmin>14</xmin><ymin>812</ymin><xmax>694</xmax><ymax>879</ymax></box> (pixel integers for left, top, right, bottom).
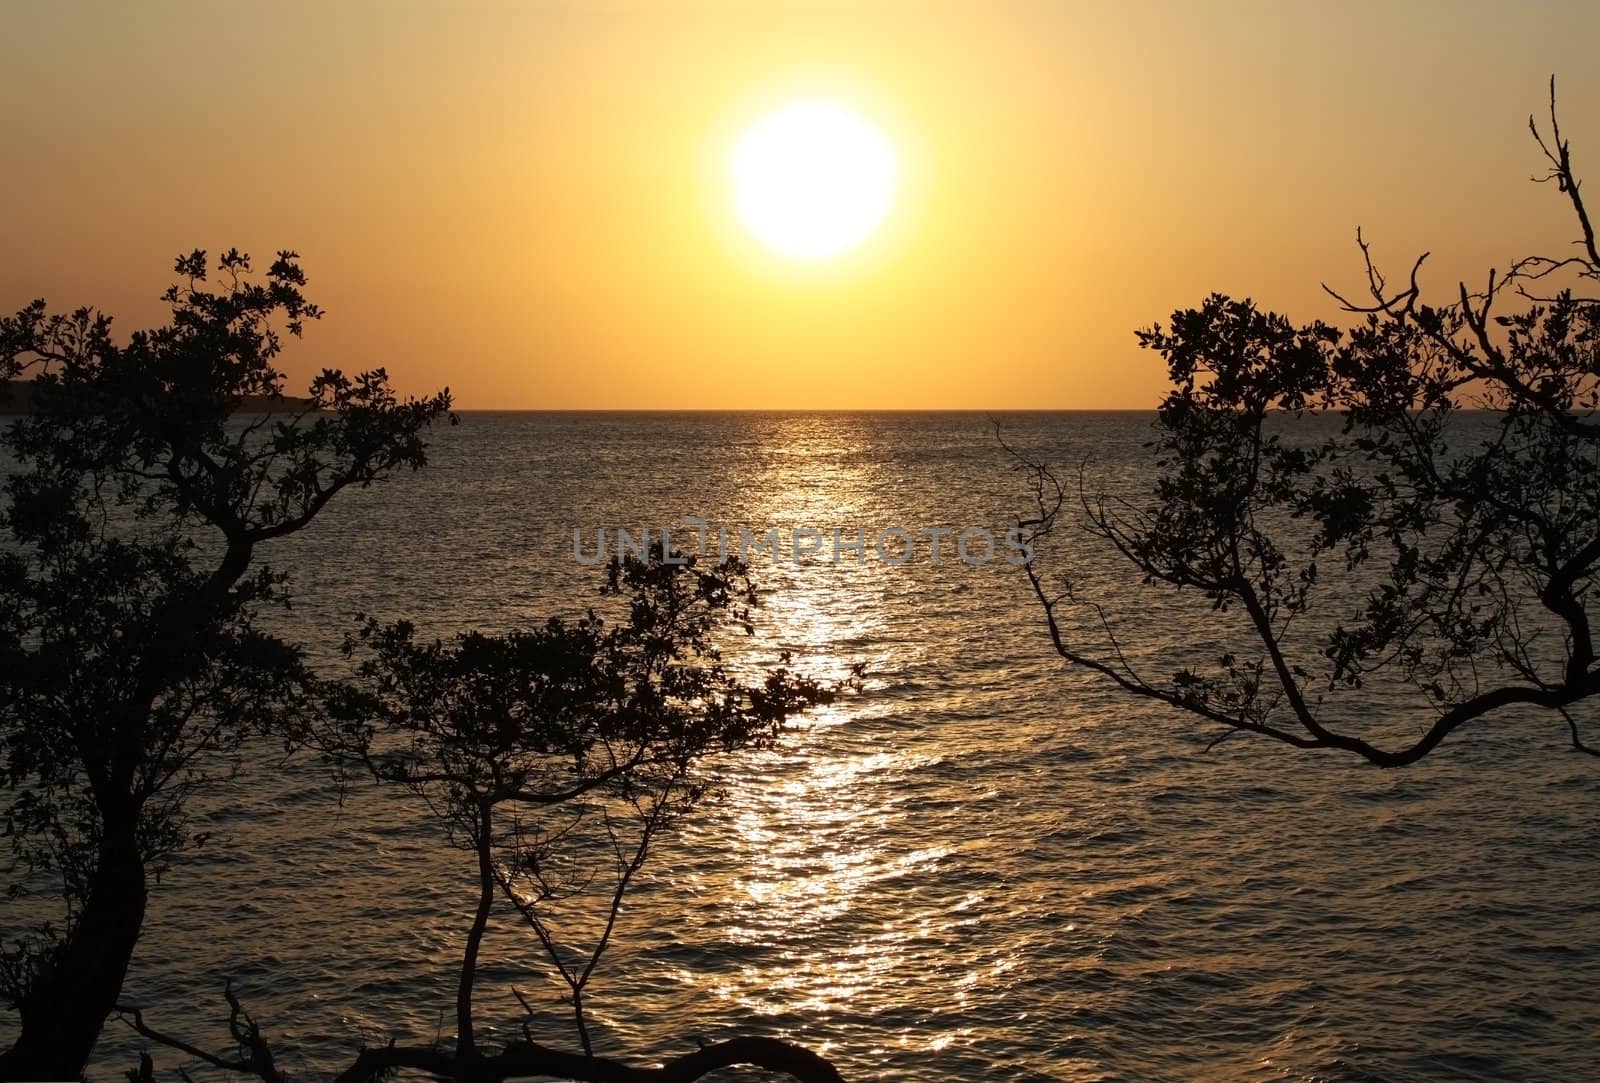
<box><xmin>730</xmin><ymin>100</ymin><xmax>896</xmax><ymax>261</ymax></box>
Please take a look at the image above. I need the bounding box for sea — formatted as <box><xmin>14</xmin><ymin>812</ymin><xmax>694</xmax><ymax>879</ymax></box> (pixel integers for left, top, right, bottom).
<box><xmin>13</xmin><ymin>411</ymin><xmax>1600</xmax><ymax>1081</ymax></box>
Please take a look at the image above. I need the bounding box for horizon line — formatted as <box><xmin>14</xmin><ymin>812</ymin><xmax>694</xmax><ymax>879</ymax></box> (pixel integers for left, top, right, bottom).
<box><xmin>441</xmin><ymin>406</ymin><xmax>1161</xmax><ymax>413</ymax></box>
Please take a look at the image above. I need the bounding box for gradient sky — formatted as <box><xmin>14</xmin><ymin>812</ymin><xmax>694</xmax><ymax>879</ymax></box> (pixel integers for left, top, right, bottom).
<box><xmin>3</xmin><ymin>1</ymin><xmax>1598</xmax><ymax>408</ymax></box>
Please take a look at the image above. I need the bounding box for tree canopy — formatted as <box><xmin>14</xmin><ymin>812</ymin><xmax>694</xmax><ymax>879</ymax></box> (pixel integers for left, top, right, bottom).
<box><xmin>1010</xmin><ymin>81</ymin><xmax>1600</xmax><ymax>766</ymax></box>
<box><xmin>0</xmin><ymin>249</ymin><xmax>453</xmax><ymax>1077</ymax></box>
<box><xmin>313</xmin><ymin>550</ymin><xmax>850</xmax><ymax>1070</ymax></box>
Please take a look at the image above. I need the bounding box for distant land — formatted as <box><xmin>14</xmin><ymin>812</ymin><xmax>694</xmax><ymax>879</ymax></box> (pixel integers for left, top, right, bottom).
<box><xmin>0</xmin><ymin>380</ymin><xmax>316</xmax><ymax>416</ymax></box>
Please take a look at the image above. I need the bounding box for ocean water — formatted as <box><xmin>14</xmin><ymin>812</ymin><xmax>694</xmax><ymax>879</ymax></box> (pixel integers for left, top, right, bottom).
<box><xmin>14</xmin><ymin>412</ymin><xmax>1600</xmax><ymax>1081</ymax></box>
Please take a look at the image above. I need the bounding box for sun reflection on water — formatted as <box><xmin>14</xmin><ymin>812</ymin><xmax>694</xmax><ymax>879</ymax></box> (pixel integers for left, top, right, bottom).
<box><xmin>672</xmin><ymin>415</ymin><xmax>978</xmax><ymax>1041</ymax></box>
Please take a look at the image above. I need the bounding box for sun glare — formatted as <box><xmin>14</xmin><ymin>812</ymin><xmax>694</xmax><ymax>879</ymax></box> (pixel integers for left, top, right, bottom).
<box><xmin>730</xmin><ymin>99</ymin><xmax>897</xmax><ymax>262</ymax></box>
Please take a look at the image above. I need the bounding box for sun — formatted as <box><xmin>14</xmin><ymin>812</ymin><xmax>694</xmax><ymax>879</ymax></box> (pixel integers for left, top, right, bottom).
<box><xmin>730</xmin><ymin>100</ymin><xmax>897</xmax><ymax>262</ymax></box>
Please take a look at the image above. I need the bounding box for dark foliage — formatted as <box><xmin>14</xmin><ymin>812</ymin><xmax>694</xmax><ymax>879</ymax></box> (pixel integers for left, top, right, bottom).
<box><xmin>115</xmin><ymin>547</ymin><xmax>853</xmax><ymax>1081</ymax></box>
<box><xmin>0</xmin><ymin>249</ymin><xmax>453</xmax><ymax>1077</ymax></box>
<box><xmin>1010</xmin><ymin>81</ymin><xmax>1600</xmax><ymax>766</ymax></box>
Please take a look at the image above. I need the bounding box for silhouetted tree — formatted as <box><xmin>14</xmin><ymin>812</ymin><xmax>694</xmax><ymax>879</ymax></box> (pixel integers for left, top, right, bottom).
<box><xmin>114</xmin><ymin>547</ymin><xmax>853</xmax><ymax>1082</ymax></box>
<box><xmin>1010</xmin><ymin>80</ymin><xmax>1599</xmax><ymax>766</ymax></box>
<box><xmin>0</xmin><ymin>250</ymin><xmax>454</xmax><ymax>1078</ymax></box>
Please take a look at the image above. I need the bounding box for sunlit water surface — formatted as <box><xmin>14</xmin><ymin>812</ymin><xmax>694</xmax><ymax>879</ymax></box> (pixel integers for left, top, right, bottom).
<box><xmin>16</xmin><ymin>413</ymin><xmax>1600</xmax><ymax>1081</ymax></box>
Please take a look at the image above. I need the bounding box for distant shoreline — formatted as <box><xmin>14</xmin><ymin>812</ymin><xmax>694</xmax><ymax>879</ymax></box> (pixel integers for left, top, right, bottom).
<box><xmin>0</xmin><ymin>380</ymin><xmax>316</xmax><ymax>416</ymax></box>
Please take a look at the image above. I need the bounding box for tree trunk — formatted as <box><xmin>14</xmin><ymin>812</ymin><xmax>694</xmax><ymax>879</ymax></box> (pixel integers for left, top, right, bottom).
<box><xmin>456</xmin><ymin>801</ymin><xmax>495</xmax><ymax>1063</ymax></box>
<box><xmin>0</xmin><ymin>817</ymin><xmax>148</xmax><ymax>1080</ymax></box>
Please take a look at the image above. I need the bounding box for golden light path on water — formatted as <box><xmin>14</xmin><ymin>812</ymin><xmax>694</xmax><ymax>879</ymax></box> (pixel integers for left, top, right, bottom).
<box><xmin>655</xmin><ymin>414</ymin><xmax>1008</xmax><ymax>1064</ymax></box>
<box><xmin>719</xmin><ymin>420</ymin><xmax>904</xmax><ymax>1019</ymax></box>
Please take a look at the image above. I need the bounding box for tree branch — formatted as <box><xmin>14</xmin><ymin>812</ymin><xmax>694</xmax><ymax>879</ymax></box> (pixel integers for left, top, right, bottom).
<box><xmin>331</xmin><ymin>1035</ymin><xmax>846</xmax><ymax>1083</ymax></box>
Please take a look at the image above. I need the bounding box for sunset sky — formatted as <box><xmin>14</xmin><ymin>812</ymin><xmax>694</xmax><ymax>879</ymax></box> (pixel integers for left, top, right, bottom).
<box><xmin>3</xmin><ymin>1</ymin><xmax>1598</xmax><ymax>409</ymax></box>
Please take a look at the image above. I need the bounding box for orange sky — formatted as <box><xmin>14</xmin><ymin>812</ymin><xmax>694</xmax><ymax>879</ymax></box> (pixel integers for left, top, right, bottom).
<box><xmin>3</xmin><ymin>1</ymin><xmax>1598</xmax><ymax>409</ymax></box>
